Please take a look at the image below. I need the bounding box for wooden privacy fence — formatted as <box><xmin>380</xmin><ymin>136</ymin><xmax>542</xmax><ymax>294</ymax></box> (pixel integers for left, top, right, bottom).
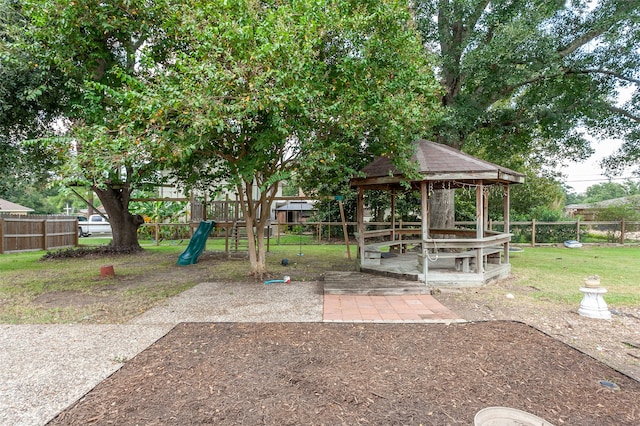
<box><xmin>0</xmin><ymin>215</ymin><xmax>78</xmax><ymax>254</ymax></box>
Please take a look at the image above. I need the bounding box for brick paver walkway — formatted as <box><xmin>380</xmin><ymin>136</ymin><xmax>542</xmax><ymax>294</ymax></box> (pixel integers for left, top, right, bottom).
<box><xmin>323</xmin><ymin>294</ymin><xmax>463</xmax><ymax>323</ymax></box>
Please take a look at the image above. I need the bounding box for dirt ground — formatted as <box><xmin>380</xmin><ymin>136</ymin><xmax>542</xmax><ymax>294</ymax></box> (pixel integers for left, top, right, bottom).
<box><xmin>49</xmin><ymin>321</ymin><xmax>640</xmax><ymax>425</ymax></box>
<box><xmin>433</xmin><ymin>275</ymin><xmax>640</xmax><ymax>384</ymax></box>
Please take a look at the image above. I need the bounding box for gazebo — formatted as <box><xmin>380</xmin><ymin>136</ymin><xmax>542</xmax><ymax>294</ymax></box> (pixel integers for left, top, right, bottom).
<box><xmin>350</xmin><ymin>140</ymin><xmax>525</xmax><ymax>287</ymax></box>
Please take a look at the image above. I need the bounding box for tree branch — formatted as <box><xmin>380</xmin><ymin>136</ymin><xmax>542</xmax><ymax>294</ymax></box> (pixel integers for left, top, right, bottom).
<box><xmin>558</xmin><ymin>1</ymin><xmax>636</xmax><ymax>58</ymax></box>
<box><xmin>478</xmin><ymin>111</ymin><xmax>539</xmax><ymax>130</ymax></box>
<box><xmin>439</xmin><ymin>1</ymin><xmax>489</xmax><ymax>101</ymax></box>
<box><xmin>567</xmin><ymin>68</ymin><xmax>640</xmax><ymax>85</ymax></box>
<box><xmin>467</xmin><ymin>0</ymin><xmax>491</xmax><ymax>41</ymax></box>
<box><xmin>480</xmin><ymin>71</ymin><xmax>565</xmax><ymax>108</ymax></box>
<box><xmin>605</xmin><ymin>105</ymin><xmax>640</xmax><ymax>123</ymax></box>
<box><xmin>557</xmin><ymin>29</ymin><xmax>603</xmax><ymax>58</ymax></box>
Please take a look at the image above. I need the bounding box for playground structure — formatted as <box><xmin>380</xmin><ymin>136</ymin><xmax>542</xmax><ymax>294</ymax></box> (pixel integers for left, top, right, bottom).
<box><xmin>186</xmin><ymin>194</ymin><xmax>351</xmax><ymax>258</ymax></box>
<box><xmin>177</xmin><ymin>221</ymin><xmax>215</xmax><ymax>265</ymax></box>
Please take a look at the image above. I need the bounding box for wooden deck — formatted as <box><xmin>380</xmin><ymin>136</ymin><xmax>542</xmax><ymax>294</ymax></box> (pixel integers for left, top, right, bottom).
<box><xmin>359</xmin><ymin>252</ymin><xmax>511</xmax><ymax>288</ymax></box>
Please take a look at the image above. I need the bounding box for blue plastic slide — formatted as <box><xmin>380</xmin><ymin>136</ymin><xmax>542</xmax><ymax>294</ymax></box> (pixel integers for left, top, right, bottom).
<box><xmin>177</xmin><ymin>221</ymin><xmax>215</xmax><ymax>266</ymax></box>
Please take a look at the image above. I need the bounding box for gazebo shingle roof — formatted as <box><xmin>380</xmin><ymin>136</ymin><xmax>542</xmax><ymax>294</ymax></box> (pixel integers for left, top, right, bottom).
<box><xmin>351</xmin><ymin>140</ymin><xmax>525</xmax><ymax>189</ymax></box>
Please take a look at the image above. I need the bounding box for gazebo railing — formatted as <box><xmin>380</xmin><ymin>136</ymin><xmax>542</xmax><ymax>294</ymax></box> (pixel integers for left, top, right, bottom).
<box><xmin>357</xmin><ymin>225</ymin><xmax>513</xmax><ymax>274</ymax></box>
<box><xmin>359</xmin><ymin>226</ymin><xmax>511</xmax><ymax>247</ymax></box>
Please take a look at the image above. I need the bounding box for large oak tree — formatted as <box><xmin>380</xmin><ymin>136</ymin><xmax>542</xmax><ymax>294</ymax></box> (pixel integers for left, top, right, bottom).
<box><xmin>412</xmin><ymin>0</ymin><xmax>640</xmax><ymax>226</ymax></box>
<box><xmin>7</xmin><ymin>0</ymin><xmax>179</xmax><ymax>249</ymax></box>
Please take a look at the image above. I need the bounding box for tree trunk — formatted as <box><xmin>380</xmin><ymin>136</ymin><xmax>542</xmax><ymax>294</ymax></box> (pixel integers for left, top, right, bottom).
<box><xmin>245</xmin><ymin>214</ymin><xmax>266</xmax><ymax>277</ymax></box>
<box><xmin>429</xmin><ymin>188</ymin><xmax>455</xmax><ymax>231</ymax></box>
<box><xmin>237</xmin><ymin>179</ymin><xmax>276</xmax><ymax>279</ymax></box>
<box><xmin>94</xmin><ymin>185</ymin><xmax>144</xmax><ymax>251</ymax></box>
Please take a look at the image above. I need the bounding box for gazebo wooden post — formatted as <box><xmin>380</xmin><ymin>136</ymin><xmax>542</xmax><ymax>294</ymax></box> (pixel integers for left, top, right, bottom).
<box><xmin>420</xmin><ymin>181</ymin><xmax>429</xmax><ymax>283</ymax></box>
<box><xmin>357</xmin><ymin>186</ymin><xmax>365</xmax><ymax>269</ymax></box>
<box><xmin>483</xmin><ymin>185</ymin><xmax>489</xmax><ymax>237</ymax></box>
<box><xmin>475</xmin><ymin>181</ymin><xmax>484</xmax><ymax>273</ymax></box>
<box><xmin>391</xmin><ymin>189</ymin><xmax>396</xmax><ymax>242</ymax></box>
<box><xmin>503</xmin><ymin>184</ymin><xmax>511</xmax><ymax>264</ymax></box>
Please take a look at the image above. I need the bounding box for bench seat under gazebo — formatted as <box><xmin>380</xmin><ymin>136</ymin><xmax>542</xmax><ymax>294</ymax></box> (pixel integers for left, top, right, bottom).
<box><xmin>350</xmin><ymin>140</ymin><xmax>525</xmax><ymax>288</ymax></box>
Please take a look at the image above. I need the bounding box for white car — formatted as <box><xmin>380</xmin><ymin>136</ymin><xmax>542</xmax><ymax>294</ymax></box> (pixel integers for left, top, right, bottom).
<box><xmin>77</xmin><ymin>216</ymin><xmax>91</xmax><ymax>237</ymax></box>
<box><xmin>81</xmin><ymin>214</ymin><xmax>112</xmax><ymax>236</ymax></box>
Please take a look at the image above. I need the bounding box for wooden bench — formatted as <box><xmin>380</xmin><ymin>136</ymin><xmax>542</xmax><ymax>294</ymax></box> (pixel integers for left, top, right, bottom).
<box><xmin>418</xmin><ymin>250</ymin><xmax>477</xmax><ymax>273</ymax></box>
<box><xmin>362</xmin><ymin>239</ymin><xmax>422</xmax><ymax>266</ymax></box>
<box><xmin>483</xmin><ymin>247</ymin><xmax>503</xmax><ymax>265</ymax></box>
<box><xmin>418</xmin><ymin>247</ymin><xmax>504</xmax><ymax>273</ymax></box>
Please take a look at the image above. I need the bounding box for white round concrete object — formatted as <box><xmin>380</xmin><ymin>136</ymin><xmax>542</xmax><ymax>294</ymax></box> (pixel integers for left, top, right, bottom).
<box><xmin>584</xmin><ymin>275</ymin><xmax>601</xmax><ymax>288</ymax></box>
<box><xmin>475</xmin><ymin>407</ymin><xmax>555</xmax><ymax>426</ymax></box>
<box><xmin>578</xmin><ymin>287</ymin><xmax>611</xmax><ymax>320</ymax></box>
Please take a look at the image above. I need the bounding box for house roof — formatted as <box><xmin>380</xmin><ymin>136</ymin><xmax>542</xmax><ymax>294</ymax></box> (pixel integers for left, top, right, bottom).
<box><xmin>276</xmin><ymin>202</ymin><xmax>315</xmax><ymax>212</ymax></box>
<box><xmin>350</xmin><ymin>140</ymin><xmax>525</xmax><ymax>189</ymax></box>
<box><xmin>0</xmin><ymin>198</ymin><xmax>34</xmax><ymax>214</ymax></box>
<box><xmin>566</xmin><ymin>194</ymin><xmax>640</xmax><ymax>210</ymax></box>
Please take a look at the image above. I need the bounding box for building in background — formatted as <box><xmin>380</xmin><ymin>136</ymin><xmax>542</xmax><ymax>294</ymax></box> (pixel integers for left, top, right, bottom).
<box><xmin>0</xmin><ymin>199</ymin><xmax>34</xmax><ymax>215</ymax></box>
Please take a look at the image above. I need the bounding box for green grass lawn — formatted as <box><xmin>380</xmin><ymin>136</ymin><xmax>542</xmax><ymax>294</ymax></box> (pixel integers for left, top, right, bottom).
<box><xmin>0</xmin><ymin>242</ymin><xmax>637</xmax><ymax>323</ymax></box>
<box><xmin>509</xmin><ymin>246</ymin><xmax>640</xmax><ymax>307</ymax></box>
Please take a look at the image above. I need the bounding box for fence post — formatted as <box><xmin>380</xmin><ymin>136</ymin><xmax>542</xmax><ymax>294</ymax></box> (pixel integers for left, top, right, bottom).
<box><xmin>42</xmin><ymin>218</ymin><xmax>48</xmax><ymax>251</ymax></box>
<box><xmin>621</xmin><ymin>218</ymin><xmax>625</xmax><ymax>245</ymax></box>
<box><xmin>155</xmin><ymin>223</ymin><xmax>160</xmax><ymax>246</ymax></box>
<box><xmin>338</xmin><ymin>200</ymin><xmax>351</xmax><ymax>260</ymax></box>
<box><xmin>576</xmin><ymin>218</ymin><xmax>580</xmax><ymax>242</ymax></box>
<box><xmin>75</xmin><ymin>217</ymin><xmax>79</xmax><ymax>247</ymax></box>
<box><xmin>0</xmin><ymin>217</ymin><xmax>4</xmax><ymax>254</ymax></box>
<box><xmin>531</xmin><ymin>219</ymin><xmax>536</xmax><ymax>247</ymax></box>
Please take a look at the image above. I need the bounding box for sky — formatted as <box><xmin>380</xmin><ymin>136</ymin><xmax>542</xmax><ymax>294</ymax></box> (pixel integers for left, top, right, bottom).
<box><xmin>561</xmin><ymin>138</ymin><xmax>638</xmax><ymax>194</ymax></box>
<box><xmin>559</xmin><ymin>86</ymin><xmax>638</xmax><ymax>195</ymax></box>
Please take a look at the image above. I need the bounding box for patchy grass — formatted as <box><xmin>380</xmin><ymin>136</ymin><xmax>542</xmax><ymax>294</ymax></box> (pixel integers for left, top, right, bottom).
<box><xmin>509</xmin><ymin>246</ymin><xmax>640</xmax><ymax>307</ymax></box>
<box><xmin>0</xmin><ymin>245</ymin><xmax>208</xmax><ymax>324</ymax></box>
<box><xmin>0</xmin><ymin>241</ymin><xmax>353</xmax><ymax>324</ymax></box>
<box><xmin>1</xmin><ymin>242</ymin><xmax>638</xmax><ymax>324</ymax></box>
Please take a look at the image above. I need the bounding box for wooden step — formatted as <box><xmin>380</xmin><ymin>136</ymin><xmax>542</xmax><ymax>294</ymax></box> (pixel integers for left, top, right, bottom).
<box><xmin>322</xmin><ymin>271</ymin><xmax>431</xmax><ymax>295</ymax></box>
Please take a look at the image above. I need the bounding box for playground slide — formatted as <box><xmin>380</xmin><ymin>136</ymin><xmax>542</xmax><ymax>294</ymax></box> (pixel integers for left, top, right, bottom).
<box><xmin>177</xmin><ymin>220</ymin><xmax>215</xmax><ymax>266</ymax></box>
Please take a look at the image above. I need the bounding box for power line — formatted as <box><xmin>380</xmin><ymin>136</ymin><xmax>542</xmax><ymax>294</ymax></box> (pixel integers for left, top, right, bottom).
<box><xmin>566</xmin><ymin>176</ymin><xmax>639</xmax><ymax>183</ymax></box>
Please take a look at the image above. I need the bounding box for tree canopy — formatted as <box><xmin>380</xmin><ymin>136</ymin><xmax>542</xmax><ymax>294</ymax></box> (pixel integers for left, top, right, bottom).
<box><xmin>5</xmin><ymin>0</ymin><xmax>442</xmax><ymax>273</ymax></box>
<box><xmin>583</xmin><ymin>180</ymin><xmax>640</xmax><ymax>203</ymax></box>
<box><xmin>0</xmin><ymin>0</ymin><xmax>66</xmax><ymax>203</ymax></box>
<box><xmin>4</xmin><ymin>0</ymin><xmax>183</xmax><ymax>249</ymax></box>
<box><xmin>7</xmin><ymin>0</ymin><xmax>637</xmax><ymax>272</ymax></box>
<box><xmin>136</xmin><ymin>0</ymin><xmax>442</xmax><ymax>275</ymax></box>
